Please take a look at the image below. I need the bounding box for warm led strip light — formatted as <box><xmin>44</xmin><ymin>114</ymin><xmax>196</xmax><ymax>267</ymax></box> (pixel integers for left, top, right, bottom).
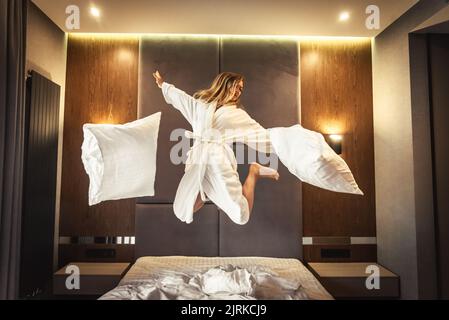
<box><xmin>68</xmin><ymin>32</ymin><xmax>372</xmax><ymax>41</ymax></box>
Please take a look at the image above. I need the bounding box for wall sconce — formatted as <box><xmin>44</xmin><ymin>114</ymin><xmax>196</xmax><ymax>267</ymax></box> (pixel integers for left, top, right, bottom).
<box><xmin>324</xmin><ymin>134</ymin><xmax>343</xmax><ymax>155</ymax></box>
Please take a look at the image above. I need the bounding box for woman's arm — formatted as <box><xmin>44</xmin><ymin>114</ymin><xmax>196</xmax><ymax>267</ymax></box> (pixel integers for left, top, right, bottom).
<box><xmin>153</xmin><ymin>70</ymin><xmax>201</xmax><ymax>125</ymax></box>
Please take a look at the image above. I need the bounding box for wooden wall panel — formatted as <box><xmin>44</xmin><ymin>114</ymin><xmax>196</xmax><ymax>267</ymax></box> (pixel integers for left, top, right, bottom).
<box><xmin>60</xmin><ymin>35</ymin><xmax>139</xmax><ymax>236</ymax></box>
<box><xmin>301</xmin><ymin>40</ymin><xmax>376</xmax><ymax>238</ymax></box>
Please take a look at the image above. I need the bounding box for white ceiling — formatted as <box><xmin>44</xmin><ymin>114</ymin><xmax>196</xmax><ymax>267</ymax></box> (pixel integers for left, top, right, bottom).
<box><xmin>33</xmin><ymin>0</ymin><xmax>419</xmax><ymax>37</ymax></box>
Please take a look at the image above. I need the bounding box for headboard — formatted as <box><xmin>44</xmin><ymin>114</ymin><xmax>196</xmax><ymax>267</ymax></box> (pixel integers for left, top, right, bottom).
<box><xmin>136</xmin><ymin>35</ymin><xmax>302</xmax><ymax>259</ymax></box>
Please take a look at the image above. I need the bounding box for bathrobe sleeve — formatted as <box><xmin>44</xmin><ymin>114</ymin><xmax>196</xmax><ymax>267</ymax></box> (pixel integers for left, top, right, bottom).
<box><xmin>223</xmin><ymin>108</ymin><xmax>274</xmax><ymax>154</ymax></box>
<box><xmin>161</xmin><ymin>82</ymin><xmax>204</xmax><ymax>126</ymax></box>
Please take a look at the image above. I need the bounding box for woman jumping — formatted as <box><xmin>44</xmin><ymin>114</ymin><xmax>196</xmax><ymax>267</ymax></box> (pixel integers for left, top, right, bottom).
<box><xmin>153</xmin><ymin>71</ymin><xmax>279</xmax><ymax>225</ymax></box>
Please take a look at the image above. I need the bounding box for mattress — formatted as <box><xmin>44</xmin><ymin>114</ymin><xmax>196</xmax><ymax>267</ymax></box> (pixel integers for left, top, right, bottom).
<box><xmin>107</xmin><ymin>256</ymin><xmax>332</xmax><ymax>300</ymax></box>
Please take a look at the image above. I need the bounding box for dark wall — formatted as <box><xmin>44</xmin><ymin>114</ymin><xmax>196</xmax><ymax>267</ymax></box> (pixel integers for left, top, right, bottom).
<box><xmin>138</xmin><ymin>35</ymin><xmax>220</xmax><ymax>203</ymax></box>
<box><xmin>373</xmin><ymin>0</ymin><xmax>448</xmax><ymax>299</ymax></box>
<box><xmin>219</xmin><ymin>38</ymin><xmax>301</xmax><ymax>258</ymax></box>
<box><xmin>138</xmin><ymin>36</ymin><xmax>302</xmax><ymax>259</ymax></box>
<box><xmin>428</xmin><ymin>33</ymin><xmax>449</xmax><ymax>299</ymax></box>
<box><xmin>26</xmin><ymin>0</ymin><xmax>67</xmax><ymax>272</ymax></box>
<box><xmin>409</xmin><ymin>32</ymin><xmax>439</xmax><ymax>299</ymax></box>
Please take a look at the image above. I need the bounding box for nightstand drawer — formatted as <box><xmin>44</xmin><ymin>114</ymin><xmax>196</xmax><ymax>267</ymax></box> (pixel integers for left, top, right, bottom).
<box><xmin>308</xmin><ymin>263</ymin><xmax>400</xmax><ymax>299</ymax></box>
<box><xmin>53</xmin><ymin>263</ymin><xmax>130</xmax><ymax>296</ymax></box>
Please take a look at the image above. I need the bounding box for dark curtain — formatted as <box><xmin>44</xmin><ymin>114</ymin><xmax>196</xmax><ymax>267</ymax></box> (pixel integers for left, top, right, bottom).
<box><xmin>0</xmin><ymin>0</ymin><xmax>28</xmax><ymax>300</ymax></box>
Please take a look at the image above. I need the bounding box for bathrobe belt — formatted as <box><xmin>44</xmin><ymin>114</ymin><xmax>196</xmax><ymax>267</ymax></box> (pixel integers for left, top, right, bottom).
<box><xmin>184</xmin><ymin>130</ymin><xmax>228</xmax><ymax>202</ymax></box>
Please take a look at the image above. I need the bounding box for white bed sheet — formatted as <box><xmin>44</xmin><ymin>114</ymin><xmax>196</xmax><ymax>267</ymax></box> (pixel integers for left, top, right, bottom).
<box><xmin>103</xmin><ymin>256</ymin><xmax>332</xmax><ymax>300</ymax></box>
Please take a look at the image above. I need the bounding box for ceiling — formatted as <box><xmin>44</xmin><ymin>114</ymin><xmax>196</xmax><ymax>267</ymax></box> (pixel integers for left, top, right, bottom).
<box><xmin>414</xmin><ymin>4</ymin><xmax>449</xmax><ymax>32</ymax></box>
<box><xmin>33</xmin><ymin>0</ymin><xmax>419</xmax><ymax>37</ymax></box>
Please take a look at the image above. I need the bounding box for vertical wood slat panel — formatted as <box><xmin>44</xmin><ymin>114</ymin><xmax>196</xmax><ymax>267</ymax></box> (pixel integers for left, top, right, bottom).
<box><xmin>301</xmin><ymin>40</ymin><xmax>376</xmax><ymax>238</ymax></box>
<box><xmin>60</xmin><ymin>35</ymin><xmax>139</xmax><ymax>236</ymax></box>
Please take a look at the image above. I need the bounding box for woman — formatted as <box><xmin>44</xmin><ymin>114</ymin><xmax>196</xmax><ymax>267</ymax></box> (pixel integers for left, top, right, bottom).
<box><xmin>153</xmin><ymin>71</ymin><xmax>280</xmax><ymax>225</ymax></box>
<box><xmin>152</xmin><ymin>71</ymin><xmax>363</xmax><ymax>225</ymax></box>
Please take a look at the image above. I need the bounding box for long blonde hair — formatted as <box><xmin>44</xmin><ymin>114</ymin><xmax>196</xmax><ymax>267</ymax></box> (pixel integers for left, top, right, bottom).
<box><xmin>194</xmin><ymin>72</ymin><xmax>244</xmax><ymax>108</ymax></box>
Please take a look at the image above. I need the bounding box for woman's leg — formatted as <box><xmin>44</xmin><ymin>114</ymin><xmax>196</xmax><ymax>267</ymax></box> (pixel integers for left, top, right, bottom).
<box><xmin>243</xmin><ymin>163</ymin><xmax>280</xmax><ymax>213</ymax></box>
<box><xmin>194</xmin><ymin>162</ymin><xmax>279</xmax><ymax>219</ymax></box>
<box><xmin>193</xmin><ymin>193</ymin><xmax>205</xmax><ymax>213</ymax></box>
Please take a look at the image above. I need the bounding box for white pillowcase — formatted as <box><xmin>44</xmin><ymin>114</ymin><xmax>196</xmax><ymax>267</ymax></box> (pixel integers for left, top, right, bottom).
<box><xmin>81</xmin><ymin>112</ymin><xmax>162</xmax><ymax>206</ymax></box>
<box><xmin>269</xmin><ymin>125</ymin><xmax>364</xmax><ymax>195</ymax></box>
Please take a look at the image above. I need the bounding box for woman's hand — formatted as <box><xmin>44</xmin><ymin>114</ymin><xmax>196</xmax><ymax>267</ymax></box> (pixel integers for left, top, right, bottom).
<box><xmin>153</xmin><ymin>70</ymin><xmax>164</xmax><ymax>88</ymax></box>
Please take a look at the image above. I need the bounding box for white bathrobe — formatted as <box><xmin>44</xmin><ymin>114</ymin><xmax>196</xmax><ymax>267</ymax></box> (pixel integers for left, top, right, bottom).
<box><xmin>162</xmin><ymin>82</ymin><xmax>363</xmax><ymax>225</ymax></box>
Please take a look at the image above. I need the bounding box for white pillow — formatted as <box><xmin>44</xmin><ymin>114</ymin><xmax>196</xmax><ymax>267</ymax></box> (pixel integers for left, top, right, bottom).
<box><xmin>269</xmin><ymin>125</ymin><xmax>364</xmax><ymax>195</ymax></box>
<box><xmin>81</xmin><ymin>112</ymin><xmax>162</xmax><ymax>206</ymax></box>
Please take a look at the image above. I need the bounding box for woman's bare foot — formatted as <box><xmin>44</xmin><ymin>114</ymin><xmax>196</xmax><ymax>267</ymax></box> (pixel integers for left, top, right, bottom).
<box><xmin>249</xmin><ymin>163</ymin><xmax>280</xmax><ymax>181</ymax></box>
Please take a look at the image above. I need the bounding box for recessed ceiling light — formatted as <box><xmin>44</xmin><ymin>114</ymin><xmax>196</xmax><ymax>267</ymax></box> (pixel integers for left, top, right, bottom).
<box><xmin>90</xmin><ymin>7</ymin><xmax>101</xmax><ymax>17</ymax></box>
<box><xmin>339</xmin><ymin>11</ymin><xmax>350</xmax><ymax>22</ymax></box>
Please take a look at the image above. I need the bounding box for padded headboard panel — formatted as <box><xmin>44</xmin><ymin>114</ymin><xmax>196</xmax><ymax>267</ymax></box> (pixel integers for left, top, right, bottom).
<box><xmin>135</xmin><ymin>204</ymin><xmax>220</xmax><ymax>257</ymax></box>
<box><xmin>218</xmin><ymin>38</ymin><xmax>301</xmax><ymax>258</ymax></box>
<box><xmin>138</xmin><ymin>35</ymin><xmax>220</xmax><ymax>202</ymax></box>
<box><xmin>136</xmin><ymin>36</ymin><xmax>302</xmax><ymax>259</ymax></box>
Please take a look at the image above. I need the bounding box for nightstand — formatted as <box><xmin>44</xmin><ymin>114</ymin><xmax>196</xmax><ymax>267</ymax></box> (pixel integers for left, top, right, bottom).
<box><xmin>53</xmin><ymin>262</ymin><xmax>131</xmax><ymax>297</ymax></box>
<box><xmin>308</xmin><ymin>263</ymin><xmax>400</xmax><ymax>299</ymax></box>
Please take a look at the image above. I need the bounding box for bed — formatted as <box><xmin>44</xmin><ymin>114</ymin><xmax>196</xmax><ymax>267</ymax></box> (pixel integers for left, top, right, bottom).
<box><xmin>99</xmin><ymin>204</ymin><xmax>332</xmax><ymax>300</ymax></box>
<box><xmin>100</xmin><ymin>256</ymin><xmax>332</xmax><ymax>300</ymax></box>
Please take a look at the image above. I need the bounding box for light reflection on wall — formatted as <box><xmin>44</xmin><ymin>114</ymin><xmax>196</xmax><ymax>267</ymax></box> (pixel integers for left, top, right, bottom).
<box><xmin>117</xmin><ymin>48</ymin><xmax>133</xmax><ymax>63</ymax></box>
<box><xmin>300</xmin><ymin>38</ymin><xmax>371</xmax><ymax>136</ymax></box>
